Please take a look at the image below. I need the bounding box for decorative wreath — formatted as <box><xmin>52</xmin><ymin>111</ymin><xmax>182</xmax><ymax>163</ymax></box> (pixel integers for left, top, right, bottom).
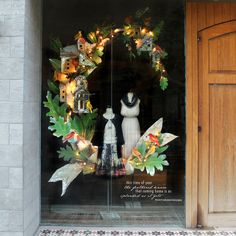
<box><xmin>44</xmin><ymin>8</ymin><xmax>177</xmax><ymax>196</ymax></box>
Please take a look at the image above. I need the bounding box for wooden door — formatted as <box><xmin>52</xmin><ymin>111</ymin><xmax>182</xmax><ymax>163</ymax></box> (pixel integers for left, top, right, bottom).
<box><xmin>198</xmin><ymin>20</ymin><xmax>236</xmax><ymax>227</ymax></box>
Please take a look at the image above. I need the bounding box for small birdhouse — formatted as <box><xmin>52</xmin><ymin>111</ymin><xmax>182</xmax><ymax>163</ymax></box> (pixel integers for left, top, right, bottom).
<box><xmin>59</xmin><ymin>84</ymin><xmax>67</xmax><ymax>102</ymax></box>
<box><xmin>75</xmin><ymin>75</ymin><xmax>88</xmax><ymax>89</ymax></box>
<box><xmin>79</xmin><ymin>53</ymin><xmax>96</xmax><ymax>67</ymax></box>
<box><xmin>134</xmin><ymin>28</ymin><xmax>141</xmax><ymax>38</ymax></box>
<box><xmin>54</xmin><ymin>71</ymin><xmax>69</xmax><ymax>83</ymax></box>
<box><xmin>152</xmin><ymin>51</ymin><xmax>161</xmax><ymax>65</ymax></box>
<box><xmin>77</xmin><ymin>37</ymin><xmax>86</xmax><ymax>52</ymax></box>
<box><xmin>77</xmin><ymin>37</ymin><xmax>96</xmax><ymax>55</ymax></box>
<box><xmin>61</xmin><ymin>57</ymin><xmax>77</xmax><ymax>73</ymax></box>
<box><xmin>138</xmin><ymin>35</ymin><xmax>153</xmax><ymax>53</ymax></box>
<box><xmin>74</xmin><ymin>88</ymin><xmax>91</xmax><ymax>113</ymax></box>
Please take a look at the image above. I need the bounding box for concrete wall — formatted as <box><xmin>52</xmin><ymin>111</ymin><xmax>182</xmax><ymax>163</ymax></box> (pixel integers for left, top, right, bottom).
<box><xmin>0</xmin><ymin>0</ymin><xmax>41</xmax><ymax>235</ymax></box>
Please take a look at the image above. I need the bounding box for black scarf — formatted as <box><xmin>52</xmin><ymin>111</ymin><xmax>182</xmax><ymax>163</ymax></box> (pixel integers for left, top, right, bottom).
<box><xmin>121</xmin><ymin>93</ymin><xmax>138</xmax><ymax>107</ymax></box>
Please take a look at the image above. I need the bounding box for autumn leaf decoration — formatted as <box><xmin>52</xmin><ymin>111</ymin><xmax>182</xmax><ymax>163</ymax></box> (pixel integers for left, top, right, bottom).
<box><xmin>127</xmin><ymin>118</ymin><xmax>177</xmax><ymax>176</ymax></box>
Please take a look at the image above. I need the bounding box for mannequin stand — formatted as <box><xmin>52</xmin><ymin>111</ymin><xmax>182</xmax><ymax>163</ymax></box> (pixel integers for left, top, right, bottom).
<box><xmin>99</xmin><ymin>160</ymin><xmax>121</xmax><ymax>220</ymax></box>
<box><xmin>124</xmin><ymin>174</ymin><xmax>141</xmax><ymax>209</ymax></box>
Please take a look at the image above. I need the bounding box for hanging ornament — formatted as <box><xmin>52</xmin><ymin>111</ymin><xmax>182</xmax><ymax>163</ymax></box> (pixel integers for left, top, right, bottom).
<box><xmin>74</xmin><ymin>89</ymin><xmax>91</xmax><ymax>113</ymax></box>
<box><xmin>73</xmin><ymin>76</ymin><xmax>91</xmax><ymax>113</ymax></box>
<box><xmin>75</xmin><ymin>75</ymin><xmax>88</xmax><ymax>89</ymax></box>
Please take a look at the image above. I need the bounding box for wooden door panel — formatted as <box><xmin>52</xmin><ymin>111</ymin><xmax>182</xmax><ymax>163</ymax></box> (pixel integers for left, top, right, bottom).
<box><xmin>198</xmin><ymin>20</ymin><xmax>236</xmax><ymax>227</ymax></box>
<box><xmin>209</xmin><ymin>85</ymin><xmax>236</xmax><ymax>213</ymax></box>
<box><xmin>186</xmin><ymin>2</ymin><xmax>236</xmax><ymax>228</ymax></box>
<box><xmin>209</xmin><ymin>32</ymin><xmax>236</xmax><ymax>73</ymax></box>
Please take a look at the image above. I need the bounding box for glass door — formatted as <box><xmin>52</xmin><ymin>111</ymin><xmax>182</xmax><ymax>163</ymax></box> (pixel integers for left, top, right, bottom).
<box><xmin>41</xmin><ymin>0</ymin><xmax>185</xmax><ymax>227</ymax></box>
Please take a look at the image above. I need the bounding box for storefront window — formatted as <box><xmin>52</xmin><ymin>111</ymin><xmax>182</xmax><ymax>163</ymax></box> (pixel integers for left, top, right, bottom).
<box><xmin>41</xmin><ymin>0</ymin><xmax>185</xmax><ymax>227</ymax></box>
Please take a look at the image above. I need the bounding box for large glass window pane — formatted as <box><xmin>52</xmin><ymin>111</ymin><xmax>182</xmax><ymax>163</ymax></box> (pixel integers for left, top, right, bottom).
<box><xmin>41</xmin><ymin>0</ymin><xmax>185</xmax><ymax>227</ymax></box>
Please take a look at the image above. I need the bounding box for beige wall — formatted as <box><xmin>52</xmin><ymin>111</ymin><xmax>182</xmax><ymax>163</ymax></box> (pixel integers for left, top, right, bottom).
<box><xmin>0</xmin><ymin>0</ymin><xmax>42</xmax><ymax>235</ymax></box>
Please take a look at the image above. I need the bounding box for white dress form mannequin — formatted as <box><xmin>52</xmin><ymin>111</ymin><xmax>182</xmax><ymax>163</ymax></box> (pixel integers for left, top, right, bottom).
<box><xmin>96</xmin><ymin>107</ymin><xmax>125</xmax><ymax>176</ymax></box>
<box><xmin>120</xmin><ymin>92</ymin><xmax>141</xmax><ymax>158</ymax></box>
<box><xmin>103</xmin><ymin>108</ymin><xmax>116</xmax><ymax>144</ymax></box>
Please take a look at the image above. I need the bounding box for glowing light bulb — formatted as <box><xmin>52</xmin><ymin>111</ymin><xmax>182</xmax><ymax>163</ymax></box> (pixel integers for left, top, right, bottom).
<box><xmin>141</xmin><ymin>28</ymin><xmax>147</xmax><ymax>34</ymax></box>
<box><xmin>149</xmin><ymin>31</ymin><xmax>154</xmax><ymax>37</ymax></box>
<box><xmin>114</xmin><ymin>28</ymin><xmax>120</xmax><ymax>33</ymax></box>
<box><xmin>66</xmin><ymin>111</ymin><xmax>72</xmax><ymax>122</ymax></box>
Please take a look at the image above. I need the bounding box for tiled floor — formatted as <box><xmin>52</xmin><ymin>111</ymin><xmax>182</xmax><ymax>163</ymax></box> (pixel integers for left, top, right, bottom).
<box><xmin>37</xmin><ymin>227</ymin><xmax>236</xmax><ymax>236</ymax></box>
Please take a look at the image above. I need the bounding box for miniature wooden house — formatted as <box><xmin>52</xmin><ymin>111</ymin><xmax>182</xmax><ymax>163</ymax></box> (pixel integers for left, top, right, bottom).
<box><xmin>139</xmin><ymin>35</ymin><xmax>153</xmax><ymax>53</ymax></box>
<box><xmin>77</xmin><ymin>38</ymin><xmax>86</xmax><ymax>52</ymax></box>
<box><xmin>73</xmin><ymin>76</ymin><xmax>90</xmax><ymax>113</ymax></box>
<box><xmin>54</xmin><ymin>71</ymin><xmax>69</xmax><ymax>83</ymax></box>
<box><xmin>59</xmin><ymin>83</ymin><xmax>66</xmax><ymax>102</ymax></box>
<box><xmin>79</xmin><ymin>53</ymin><xmax>96</xmax><ymax>67</ymax></box>
<box><xmin>74</xmin><ymin>88</ymin><xmax>90</xmax><ymax>113</ymax></box>
<box><xmin>61</xmin><ymin>57</ymin><xmax>77</xmax><ymax>73</ymax></box>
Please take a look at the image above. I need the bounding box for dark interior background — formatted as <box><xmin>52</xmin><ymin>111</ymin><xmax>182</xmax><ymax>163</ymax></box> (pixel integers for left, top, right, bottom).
<box><xmin>41</xmin><ymin>0</ymin><xmax>185</xmax><ymax>223</ymax></box>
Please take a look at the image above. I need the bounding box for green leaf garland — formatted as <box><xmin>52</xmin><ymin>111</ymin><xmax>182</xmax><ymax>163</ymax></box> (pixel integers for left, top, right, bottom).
<box><xmin>160</xmin><ymin>76</ymin><xmax>168</xmax><ymax>91</ymax></box>
<box><xmin>50</xmin><ymin>37</ymin><xmax>63</xmax><ymax>55</ymax></box>
<box><xmin>58</xmin><ymin>145</ymin><xmax>77</xmax><ymax>161</ymax></box>
<box><xmin>49</xmin><ymin>116</ymin><xmax>71</xmax><ymax>138</ymax></box>
<box><xmin>49</xmin><ymin>59</ymin><xmax>61</xmax><ymax>71</ymax></box>
<box><xmin>43</xmin><ymin>91</ymin><xmax>67</xmax><ymax>120</ymax></box>
<box><xmin>47</xmin><ymin>80</ymin><xmax>59</xmax><ymax>94</ymax></box>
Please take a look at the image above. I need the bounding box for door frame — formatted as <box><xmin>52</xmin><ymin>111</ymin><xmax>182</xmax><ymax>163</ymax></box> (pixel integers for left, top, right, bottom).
<box><xmin>186</xmin><ymin>2</ymin><xmax>199</xmax><ymax>228</ymax></box>
<box><xmin>185</xmin><ymin>1</ymin><xmax>236</xmax><ymax>228</ymax></box>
